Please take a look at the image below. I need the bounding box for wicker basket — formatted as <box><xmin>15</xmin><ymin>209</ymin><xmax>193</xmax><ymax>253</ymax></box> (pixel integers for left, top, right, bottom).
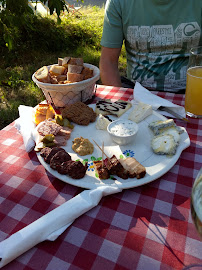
<box><xmin>32</xmin><ymin>63</ymin><xmax>100</xmax><ymax>108</ymax></box>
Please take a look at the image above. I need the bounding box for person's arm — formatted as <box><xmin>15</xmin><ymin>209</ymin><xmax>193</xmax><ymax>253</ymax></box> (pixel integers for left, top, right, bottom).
<box><xmin>99</xmin><ymin>46</ymin><xmax>122</xmax><ymax>87</ymax></box>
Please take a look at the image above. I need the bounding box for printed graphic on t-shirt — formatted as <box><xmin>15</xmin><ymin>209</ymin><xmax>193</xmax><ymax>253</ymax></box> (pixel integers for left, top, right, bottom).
<box><xmin>127</xmin><ymin>22</ymin><xmax>201</xmax><ymax>91</ymax></box>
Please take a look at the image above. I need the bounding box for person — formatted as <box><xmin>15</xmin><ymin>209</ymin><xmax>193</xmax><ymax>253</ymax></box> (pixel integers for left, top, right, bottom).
<box><xmin>99</xmin><ymin>0</ymin><xmax>202</xmax><ymax>93</ymax></box>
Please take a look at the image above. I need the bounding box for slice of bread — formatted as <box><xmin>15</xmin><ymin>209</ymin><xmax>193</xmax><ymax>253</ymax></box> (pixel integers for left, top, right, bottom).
<box><xmin>36</xmin><ymin>104</ymin><xmax>50</xmax><ymax>115</ymax></box>
<box><xmin>62</xmin><ymin>57</ymin><xmax>71</xmax><ymax>68</ymax></box>
<box><xmin>67</xmin><ymin>72</ymin><xmax>84</xmax><ymax>82</ymax></box>
<box><xmin>68</xmin><ymin>58</ymin><xmax>84</xmax><ymax>66</ymax></box>
<box><xmin>58</xmin><ymin>57</ymin><xmax>63</xmax><ymax>66</ymax></box>
<box><xmin>49</xmin><ymin>65</ymin><xmax>66</xmax><ymax>76</ymax></box>
<box><xmin>56</xmin><ymin>75</ymin><xmax>67</xmax><ymax>82</ymax></box>
<box><xmin>33</xmin><ymin>104</ymin><xmax>55</xmax><ymax>125</ymax></box>
<box><xmin>35</xmin><ymin>66</ymin><xmax>50</xmax><ymax>83</ymax></box>
<box><xmin>68</xmin><ymin>64</ymin><xmax>83</xmax><ymax>74</ymax></box>
<box><xmin>81</xmin><ymin>67</ymin><xmax>93</xmax><ymax>79</ymax></box>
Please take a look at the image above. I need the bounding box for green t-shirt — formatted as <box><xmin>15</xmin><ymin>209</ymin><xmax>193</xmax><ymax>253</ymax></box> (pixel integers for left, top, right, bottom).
<box><xmin>101</xmin><ymin>0</ymin><xmax>202</xmax><ymax>92</ymax></box>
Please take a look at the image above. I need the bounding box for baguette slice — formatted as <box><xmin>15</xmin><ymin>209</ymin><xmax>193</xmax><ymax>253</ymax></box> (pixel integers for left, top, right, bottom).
<box><xmin>58</xmin><ymin>57</ymin><xmax>63</xmax><ymax>66</ymax></box>
<box><xmin>35</xmin><ymin>66</ymin><xmax>50</xmax><ymax>83</ymax></box>
<box><xmin>69</xmin><ymin>58</ymin><xmax>83</xmax><ymax>66</ymax></box>
<box><xmin>62</xmin><ymin>56</ymin><xmax>71</xmax><ymax>68</ymax></box>
<box><xmin>67</xmin><ymin>72</ymin><xmax>84</xmax><ymax>82</ymax></box>
<box><xmin>56</xmin><ymin>74</ymin><xmax>67</xmax><ymax>82</ymax></box>
<box><xmin>68</xmin><ymin>64</ymin><xmax>83</xmax><ymax>74</ymax></box>
<box><xmin>49</xmin><ymin>65</ymin><xmax>66</xmax><ymax>76</ymax></box>
<box><xmin>81</xmin><ymin>67</ymin><xmax>93</xmax><ymax>79</ymax></box>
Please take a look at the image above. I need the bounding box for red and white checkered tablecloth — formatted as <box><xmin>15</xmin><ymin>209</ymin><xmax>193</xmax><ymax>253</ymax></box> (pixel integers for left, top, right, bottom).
<box><xmin>0</xmin><ymin>85</ymin><xmax>202</xmax><ymax>270</ymax></box>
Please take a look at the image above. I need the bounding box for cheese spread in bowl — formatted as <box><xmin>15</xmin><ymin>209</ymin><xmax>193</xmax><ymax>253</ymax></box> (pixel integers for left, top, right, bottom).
<box><xmin>107</xmin><ymin>119</ymin><xmax>138</xmax><ymax>145</ymax></box>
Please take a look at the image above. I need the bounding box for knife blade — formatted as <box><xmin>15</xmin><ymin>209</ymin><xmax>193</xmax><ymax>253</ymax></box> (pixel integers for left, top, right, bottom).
<box><xmin>158</xmin><ymin>106</ymin><xmax>189</xmax><ymax>122</ymax></box>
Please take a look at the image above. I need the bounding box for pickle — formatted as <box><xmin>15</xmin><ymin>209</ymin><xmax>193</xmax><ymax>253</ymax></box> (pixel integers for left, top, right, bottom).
<box><xmin>43</xmin><ymin>142</ymin><xmax>56</xmax><ymax>147</ymax></box>
<box><xmin>41</xmin><ymin>134</ymin><xmax>55</xmax><ymax>144</ymax></box>
<box><xmin>63</xmin><ymin>118</ymin><xmax>74</xmax><ymax>129</ymax></box>
<box><xmin>55</xmin><ymin>114</ymin><xmax>64</xmax><ymax>126</ymax></box>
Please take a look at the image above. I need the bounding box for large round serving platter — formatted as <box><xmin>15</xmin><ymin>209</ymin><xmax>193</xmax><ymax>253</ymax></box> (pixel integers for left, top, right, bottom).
<box><xmin>36</xmin><ymin>104</ymin><xmax>190</xmax><ymax>190</ymax></box>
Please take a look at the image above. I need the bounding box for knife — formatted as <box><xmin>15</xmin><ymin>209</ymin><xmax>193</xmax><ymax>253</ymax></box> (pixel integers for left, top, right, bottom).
<box><xmin>158</xmin><ymin>106</ymin><xmax>189</xmax><ymax>122</ymax></box>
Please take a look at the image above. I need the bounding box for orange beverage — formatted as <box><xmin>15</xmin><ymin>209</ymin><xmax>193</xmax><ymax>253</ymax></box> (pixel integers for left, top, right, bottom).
<box><xmin>185</xmin><ymin>66</ymin><xmax>202</xmax><ymax>117</ymax></box>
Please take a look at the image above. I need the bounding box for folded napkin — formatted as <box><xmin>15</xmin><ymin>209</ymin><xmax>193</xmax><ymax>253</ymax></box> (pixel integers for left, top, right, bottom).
<box><xmin>133</xmin><ymin>82</ymin><xmax>186</xmax><ymax>118</ymax></box>
<box><xmin>14</xmin><ymin>105</ymin><xmax>36</xmax><ymax>152</ymax></box>
<box><xmin>0</xmin><ymin>185</ymin><xmax>122</xmax><ymax>268</ymax></box>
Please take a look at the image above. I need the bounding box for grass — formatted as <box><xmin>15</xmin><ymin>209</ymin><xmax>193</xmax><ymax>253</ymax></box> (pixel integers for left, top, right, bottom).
<box><xmin>0</xmin><ymin>5</ymin><xmax>127</xmax><ymax>129</ymax></box>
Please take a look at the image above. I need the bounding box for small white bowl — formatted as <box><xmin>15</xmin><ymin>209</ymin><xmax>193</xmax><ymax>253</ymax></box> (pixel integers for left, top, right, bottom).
<box><xmin>107</xmin><ymin>119</ymin><xmax>139</xmax><ymax>145</ymax></box>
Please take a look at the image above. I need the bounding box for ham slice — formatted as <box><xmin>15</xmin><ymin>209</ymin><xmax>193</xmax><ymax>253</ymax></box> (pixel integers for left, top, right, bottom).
<box><xmin>37</xmin><ymin>119</ymin><xmax>72</xmax><ymax>147</ymax></box>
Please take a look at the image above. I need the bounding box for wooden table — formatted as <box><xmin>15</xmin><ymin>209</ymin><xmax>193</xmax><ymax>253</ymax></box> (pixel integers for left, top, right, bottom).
<box><xmin>0</xmin><ymin>85</ymin><xmax>202</xmax><ymax>270</ymax></box>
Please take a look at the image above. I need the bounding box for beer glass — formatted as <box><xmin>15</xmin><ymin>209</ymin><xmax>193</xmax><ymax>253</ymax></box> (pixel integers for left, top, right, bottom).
<box><xmin>185</xmin><ymin>46</ymin><xmax>202</xmax><ymax>118</ymax></box>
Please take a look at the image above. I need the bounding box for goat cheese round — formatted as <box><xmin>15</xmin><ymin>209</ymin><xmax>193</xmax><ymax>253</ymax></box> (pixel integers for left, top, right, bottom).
<box><xmin>109</xmin><ymin>120</ymin><xmax>138</xmax><ymax>137</ymax></box>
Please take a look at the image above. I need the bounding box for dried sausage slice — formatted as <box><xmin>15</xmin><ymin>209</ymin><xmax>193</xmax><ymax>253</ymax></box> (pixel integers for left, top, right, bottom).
<box><xmin>68</xmin><ymin>161</ymin><xmax>88</xmax><ymax>179</ymax></box>
<box><xmin>44</xmin><ymin>147</ymin><xmax>65</xmax><ymax>164</ymax></box>
<box><xmin>50</xmin><ymin>150</ymin><xmax>71</xmax><ymax>170</ymax></box>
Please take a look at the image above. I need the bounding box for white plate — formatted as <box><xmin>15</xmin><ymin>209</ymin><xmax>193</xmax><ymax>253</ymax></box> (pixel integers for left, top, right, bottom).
<box><xmin>37</xmin><ymin>105</ymin><xmax>190</xmax><ymax>190</ymax></box>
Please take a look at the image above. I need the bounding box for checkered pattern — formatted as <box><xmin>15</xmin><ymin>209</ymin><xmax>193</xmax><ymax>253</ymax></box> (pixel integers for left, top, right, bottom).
<box><xmin>0</xmin><ymin>85</ymin><xmax>202</xmax><ymax>270</ymax></box>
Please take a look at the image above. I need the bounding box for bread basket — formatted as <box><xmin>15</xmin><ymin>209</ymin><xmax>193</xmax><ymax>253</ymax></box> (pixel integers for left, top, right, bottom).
<box><xmin>32</xmin><ymin>63</ymin><xmax>100</xmax><ymax>108</ymax></box>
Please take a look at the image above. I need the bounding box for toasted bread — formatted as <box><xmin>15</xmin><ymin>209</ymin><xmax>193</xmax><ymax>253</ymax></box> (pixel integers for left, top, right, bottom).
<box><xmin>36</xmin><ymin>104</ymin><xmax>50</xmax><ymax>115</ymax></box>
<box><xmin>33</xmin><ymin>104</ymin><xmax>55</xmax><ymax>125</ymax></box>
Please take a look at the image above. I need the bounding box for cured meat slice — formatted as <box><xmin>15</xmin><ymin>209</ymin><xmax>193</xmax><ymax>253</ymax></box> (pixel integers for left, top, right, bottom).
<box><xmin>58</xmin><ymin>127</ymin><xmax>72</xmax><ymax>139</ymax></box>
<box><xmin>54</xmin><ymin>135</ymin><xmax>68</xmax><ymax>146</ymax></box>
<box><xmin>93</xmin><ymin>160</ymin><xmax>109</xmax><ymax>180</ymax></box>
<box><xmin>37</xmin><ymin>119</ymin><xmax>62</xmax><ymax>136</ymax></box>
<box><xmin>40</xmin><ymin>147</ymin><xmax>52</xmax><ymax>158</ymax></box>
<box><xmin>105</xmin><ymin>155</ymin><xmax>124</xmax><ymax>175</ymax></box>
<box><xmin>119</xmin><ymin>157</ymin><xmax>146</xmax><ymax>179</ymax></box>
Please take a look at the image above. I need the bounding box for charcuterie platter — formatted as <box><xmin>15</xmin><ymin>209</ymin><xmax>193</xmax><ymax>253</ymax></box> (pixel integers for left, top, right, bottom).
<box><xmin>34</xmin><ymin>102</ymin><xmax>190</xmax><ymax>190</ymax></box>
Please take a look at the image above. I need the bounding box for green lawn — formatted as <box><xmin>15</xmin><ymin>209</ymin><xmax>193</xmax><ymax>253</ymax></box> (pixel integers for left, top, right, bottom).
<box><xmin>0</xmin><ymin>6</ymin><xmax>127</xmax><ymax>129</ymax></box>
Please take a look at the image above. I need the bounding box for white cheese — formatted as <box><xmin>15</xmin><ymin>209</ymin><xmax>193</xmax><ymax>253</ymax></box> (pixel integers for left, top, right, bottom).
<box><xmin>95</xmin><ymin>114</ymin><xmax>111</xmax><ymax>130</ymax></box>
<box><xmin>160</xmin><ymin>127</ymin><xmax>180</xmax><ymax>144</ymax></box>
<box><xmin>148</xmin><ymin>119</ymin><xmax>176</xmax><ymax>135</ymax></box>
<box><xmin>151</xmin><ymin>134</ymin><xmax>177</xmax><ymax>155</ymax></box>
<box><xmin>128</xmin><ymin>102</ymin><xmax>152</xmax><ymax>123</ymax></box>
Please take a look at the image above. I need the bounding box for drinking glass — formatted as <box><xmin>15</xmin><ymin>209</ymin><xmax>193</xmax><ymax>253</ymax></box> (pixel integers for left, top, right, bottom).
<box><xmin>191</xmin><ymin>167</ymin><xmax>202</xmax><ymax>238</ymax></box>
<box><xmin>185</xmin><ymin>46</ymin><xmax>202</xmax><ymax>118</ymax></box>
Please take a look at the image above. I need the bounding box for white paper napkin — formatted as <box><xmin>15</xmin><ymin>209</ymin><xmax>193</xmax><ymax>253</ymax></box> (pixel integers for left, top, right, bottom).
<box><xmin>14</xmin><ymin>105</ymin><xmax>36</xmax><ymax>152</ymax></box>
<box><xmin>0</xmin><ymin>185</ymin><xmax>122</xmax><ymax>268</ymax></box>
<box><xmin>133</xmin><ymin>82</ymin><xmax>186</xmax><ymax>118</ymax></box>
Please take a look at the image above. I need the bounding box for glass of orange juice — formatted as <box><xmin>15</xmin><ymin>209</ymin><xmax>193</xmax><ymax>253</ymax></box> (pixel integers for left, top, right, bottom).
<box><xmin>191</xmin><ymin>167</ymin><xmax>202</xmax><ymax>238</ymax></box>
<box><xmin>185</xmin><ymin>46</ymin><xmax>202</xmax><ymax>118</ymax></box>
